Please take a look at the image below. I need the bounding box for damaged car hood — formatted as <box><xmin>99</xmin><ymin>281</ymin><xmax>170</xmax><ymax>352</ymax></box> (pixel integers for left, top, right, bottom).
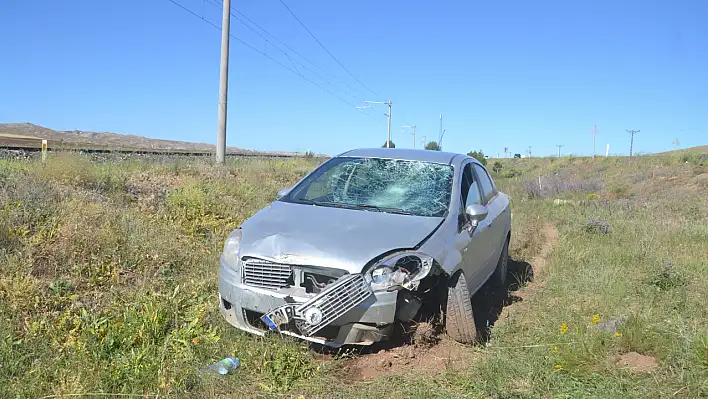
<box><xmin>238</xmin><ymin>201</ymin><xmax>444</xmax><ymax>274</ymax></box>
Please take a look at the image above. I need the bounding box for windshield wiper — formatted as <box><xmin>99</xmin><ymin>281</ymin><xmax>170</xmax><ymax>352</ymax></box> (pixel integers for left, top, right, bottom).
<box><xmin>299</xmin><ymin>199</ymin><xmax>360</xmax><ymax>210</ymax></box>
<box><xmin>353</xmin><ymin>203</ymin><xmax>413</xmax><ymax>215</ymax></box>
<box><xmin>298</xmin><ymin>199</ymin><xmax>412</xmax><ymax>215</ymax></box>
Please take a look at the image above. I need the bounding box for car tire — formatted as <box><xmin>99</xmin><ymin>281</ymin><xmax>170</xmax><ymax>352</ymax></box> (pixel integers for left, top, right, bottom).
<box><xmin>445</xmin><ymin>271</ymin><xmax>477</xmax><ymax>344</ymax></box>
<box><xmin>491</xmin><ymin>237</ymin><xmax>509</xmax><ymax>288</ymax></box>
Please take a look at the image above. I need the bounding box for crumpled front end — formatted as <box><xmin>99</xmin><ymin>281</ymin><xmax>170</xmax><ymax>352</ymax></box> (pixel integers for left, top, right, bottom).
<box><xmin>219</xmin><ymin>257</ymin><xmax>408</xmax><ymax>347</ymax></box>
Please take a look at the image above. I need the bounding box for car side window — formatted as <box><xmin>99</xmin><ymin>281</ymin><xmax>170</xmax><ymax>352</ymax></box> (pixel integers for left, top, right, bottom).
<box><xmin>465</xmin><ymin>171</ymin><xmax>482</xmax><ymax>208</ymax></box>
<box><xmin>458</xmin><ymin>163</ymin><xmax>483</xmax><ymax>230</ymax></box>
<box><xmin>473</xmin><ymin>164</ymin><xmax>496</xmax><ymax>203</ymax></box>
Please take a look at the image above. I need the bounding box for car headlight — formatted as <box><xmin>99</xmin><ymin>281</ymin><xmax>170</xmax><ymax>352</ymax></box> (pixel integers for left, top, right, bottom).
<box><xmin>364</xmin><ymin>252</ymin><xmax>434</xmax><ymax>292</ymax></box>
<box><xmin>221</xmin><ymin>228</ymin><xmax>242</xmax><ymax>273</ymax></box>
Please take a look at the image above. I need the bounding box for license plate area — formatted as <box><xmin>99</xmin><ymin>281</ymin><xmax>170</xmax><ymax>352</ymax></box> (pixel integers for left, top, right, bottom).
<box><xmin>260</xmin><ymin>304</ymin><xmax>299</xmax><ymax>330</ymax></box>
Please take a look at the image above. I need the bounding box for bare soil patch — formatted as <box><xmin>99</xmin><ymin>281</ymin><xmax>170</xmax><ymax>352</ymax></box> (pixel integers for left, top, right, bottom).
<box><xmin>337</xmin><ymin>337</ymin><xmax>471</xmax><ymax>381</ymax></box>
<box><xmin>615</xmin><ymin>351</ymin><xmax>659</xmax><ymax>373</ymax></box>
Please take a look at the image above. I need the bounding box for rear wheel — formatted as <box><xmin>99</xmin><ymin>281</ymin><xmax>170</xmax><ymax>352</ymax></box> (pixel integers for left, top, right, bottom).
<box><xmin>491</xmin><ymin>237</ymin><xmax>509</xmax><ymax>288</ymax></box>
<box><xmin>444</xmin><ymin>272</ymin><xmax>478</xmax><ymax>344</ymax></box>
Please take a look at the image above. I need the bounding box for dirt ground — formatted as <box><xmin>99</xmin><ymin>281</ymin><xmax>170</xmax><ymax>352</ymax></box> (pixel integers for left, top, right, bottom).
<box><xmin>336</xmin><ymin>224</ymin><xmax>560</xmax><ymax>381</ymax></box>
<box><xmin>615</xmin><ymin>352</ymin><xmax>659</xmax><ymax>373</ymax></box>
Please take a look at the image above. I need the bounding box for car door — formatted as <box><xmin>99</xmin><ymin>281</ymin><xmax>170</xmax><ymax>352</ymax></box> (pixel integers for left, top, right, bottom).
<box><xmin>457</xmin><ymin>161</ymin><xmax>496</xmax><ymax>294</ymax></box>
<box><xmin>472</xmin><ymin>163</ymin><xmax>505</xmax><ymax>274</ymax></box>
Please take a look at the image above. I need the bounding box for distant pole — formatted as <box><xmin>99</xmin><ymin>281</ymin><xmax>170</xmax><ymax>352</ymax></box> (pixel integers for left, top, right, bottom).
<box><xmin>527</xmin><ymin>146</ymin><xmax>532</xmax><ymax>158</ymax></box>
<box><xmin>556</xmin><ymin>144</ymin><xmax>564</xmax><ymax>157</ymax></box>
<box><xmin>41</xmin><ymin>139</ymin><xmax>47</xmax><ymax>163</ymax></box>
<box><xmin>592</xmin><ymin>125</ymin><xmax>597</xmax><ymax>159</ymax></box>
<box><xmin>402</xmin><ymin>125</ymin><xmax>416</xmax><ymax>148</ymax></box>
<box><xmin>438</xmin><ymin>114</ymin><xmax>443</xmax><ymax>143</ymax></box>
<box><xmin>422</xmin><ymin>133</ymin><xmax>427</xmax><ymax>149</ymax></box>
<box><xmin>386</xmin><ymin>100</ymin><xmax>392</xmax><ymax>148</ymax></box>
<box><xmin>216</xmin><ymin>0</ymin><xmax>231</xmax><ymax>164</ymax></box>
<box><xmin>626</xmin><ymin>129</ymin><xmax>640</xmax><ymax>157</ymax></box>
<box><xmin>605</xmin><ymin>143</ymin><xmax>610</xmax><ymax>157</ymax></box>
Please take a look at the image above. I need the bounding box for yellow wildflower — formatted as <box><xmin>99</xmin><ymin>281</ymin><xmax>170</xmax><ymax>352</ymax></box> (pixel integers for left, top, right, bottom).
<box><xmin>553</xmin><ymin>364</ymin><xmax>563</xmax><ymax>372</ymax></box>
<box><xmin>592</xmin><ymin>314</ymin><xmax>600</xmax><ymax>324</ymax></box>
<box><xmin>549</xmin><ymin>344</ymin><xmax>559</xmax><ymax>352</ymax></box>
<box><xmin>615</xmin><ymin>332</ymin><xmax>622</xmax><ymax>337</ymax></box>
<box><xmin>560</xmin><ymin>322</ymin><xmax>568</xmax><ymax>335</ymax></box>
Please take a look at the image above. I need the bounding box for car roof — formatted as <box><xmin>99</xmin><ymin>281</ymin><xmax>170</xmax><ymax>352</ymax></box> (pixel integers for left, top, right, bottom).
<box><xmin>338</xmin><ymin>147</ymin><xmax>470</xmax><ymax>166</ymax></box>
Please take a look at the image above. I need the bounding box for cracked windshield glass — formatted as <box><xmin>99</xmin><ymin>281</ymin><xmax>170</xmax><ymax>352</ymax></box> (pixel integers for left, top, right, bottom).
<box><xmin>285</xmin><ymin>157</ymin><xmax>453</xmax><ymax>217</ymax></box>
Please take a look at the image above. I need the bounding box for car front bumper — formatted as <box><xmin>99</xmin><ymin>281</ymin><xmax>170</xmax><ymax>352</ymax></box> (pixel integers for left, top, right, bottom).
<box><xmin>218</xmin><ymin>260</ymin><xmax>398</xmax><ymax>347</ymax></box>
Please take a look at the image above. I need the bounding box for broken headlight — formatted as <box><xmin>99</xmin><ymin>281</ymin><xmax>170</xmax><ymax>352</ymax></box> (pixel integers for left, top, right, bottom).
<box><xmin>365</xmin><ymin>252</ymin><xmax>434</xmax><ymax>292</ymax></box>
<box><xmin>221</xmin><ymin>228</ymin><xmax>242</xmax><ymax>273</ymax></box>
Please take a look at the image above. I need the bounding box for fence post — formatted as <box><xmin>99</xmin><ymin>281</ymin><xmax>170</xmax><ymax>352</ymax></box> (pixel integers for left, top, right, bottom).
<box><xmin>41</xmin><ymin>140</ymin><xmax>47</xmax><ymax>163</ymax></box>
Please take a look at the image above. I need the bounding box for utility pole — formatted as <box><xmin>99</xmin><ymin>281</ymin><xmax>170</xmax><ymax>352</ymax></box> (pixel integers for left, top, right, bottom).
<box><xmin>402</xmin><ymin>125</ymin><xmax>416</xmax><ymax>148</ymax></box>
<box><xmin>386</xmin><ymin>100</ymin><xmax>392</xmax><ymax>148</ymax></box>
<box><xmin>592</xmin><ymin>125</ymin><xmax>597</xmax><ymax>159</ymax></box>
<box><xmin>215</xmin><ymin>0</ymin><xmax>231</xmax><ymax>164</ymax></box>
<box><xmin>438</xmin><ymin>114</ymin><xmax>443</xmax><ymax>144</ymax></box>
<box><xmin>626</xmin><ymin>129</ymin><xmax>640</xmax><ymax>157</ymax></box>
<box><xmin>556</xmin><ymin>144</ymin><xmax>564</xmax><ymax>157</ymax></box>
<box><xmin>421</xmin><ymin>133</ymin><xmax>427</xmax><ymax>149</ymax></box>
<box><xmin>364</xmin><ymin>100</ymin><xmax>393</xmax><ymax>147</ymax></box>
<box><xmin>527</xmin><ymin>146</ymin><xmax>532</xmax><ymax>158</ymax></box>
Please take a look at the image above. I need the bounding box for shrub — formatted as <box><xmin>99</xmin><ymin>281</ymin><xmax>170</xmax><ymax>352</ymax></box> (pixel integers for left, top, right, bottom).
<box><xmin>582</xmin><ymin>218</ymin><xmax>611</xmax><ymax>234</ymax></box>
<box><xmin>521</xmin><ymin>175</ymin><xmax>602</xmax><ymax>199</ymax></box>
<box><xmin>503</xmin><ymin>168</ymin><xmax>522</xmax><ymax>178</ymax></box>
<box><xmin>492</xmin><ymin>161</ymin><xmax>503</xmax><ymax>173</ymax></box>
<box><xmin>607</xmin><ymin>181</ymin><xmax>630</xmax><ymax>198</ymax></box>
<box><xmin>649</xmin><ymin>260</ymin><xmax>685</xmax><ymax>291</ymax></box>
<box><xmin>467</xmin><ymin>150</ymin><xmax>486</xmax><ymax>165</ymax></box>
<box><xmin>425</xmin><ymin>141</ymin><xmax>441</xmax><ymax>151</ymax></box>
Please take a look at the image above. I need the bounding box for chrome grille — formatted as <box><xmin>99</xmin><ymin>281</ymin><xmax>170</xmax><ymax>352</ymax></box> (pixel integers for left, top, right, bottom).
<box><xmin>242</xmin><ymin>258</ymin><xmax>293</xmax><ymax>289</ymax></box>
<box><xmin>295</xmin><ymin>273</ymin><xmax>373</xmax><ymax>336</ymax></box>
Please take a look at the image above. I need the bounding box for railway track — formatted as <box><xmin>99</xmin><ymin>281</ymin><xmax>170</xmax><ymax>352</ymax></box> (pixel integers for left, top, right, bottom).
<box><xmin>0</xmin><ymin>137</ymin><xmax>305</xmax><ymax>158</ymax></box>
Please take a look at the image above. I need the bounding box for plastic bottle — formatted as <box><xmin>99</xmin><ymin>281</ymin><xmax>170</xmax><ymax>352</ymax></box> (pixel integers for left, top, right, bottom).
<box><xmin>206</xmin><ymin>357</ymin><xmax>240</xmax><ymax>375</ymax></box>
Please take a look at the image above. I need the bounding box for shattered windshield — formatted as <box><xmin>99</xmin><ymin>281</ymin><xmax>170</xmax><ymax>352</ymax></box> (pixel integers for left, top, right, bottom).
<box><xmin>283</xmin><ymin>157</ymin><xmax>454</xmax><ymax>217</ymax></box>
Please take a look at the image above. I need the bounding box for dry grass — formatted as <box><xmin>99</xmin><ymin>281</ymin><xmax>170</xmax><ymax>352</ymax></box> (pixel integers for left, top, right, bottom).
<box><xmin>1</xmin><ymin>151</ymin><xmax>706</xmax><ymax>398</ymax></box>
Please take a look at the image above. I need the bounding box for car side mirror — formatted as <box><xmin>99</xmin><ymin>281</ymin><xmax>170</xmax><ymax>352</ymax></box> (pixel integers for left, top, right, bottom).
<box><xmin>277</xmin><ymin>188</ymin><xmax>291</xmax><ymax>199</ymax></box>
<box><xmin>465</xmin><ymin>204</ymin><xmax>488</xmax><ymax>232</ymax></box>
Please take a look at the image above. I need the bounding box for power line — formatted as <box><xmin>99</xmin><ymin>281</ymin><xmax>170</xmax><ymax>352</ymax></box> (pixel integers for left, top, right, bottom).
<box><xmin>205</xmin><ymin>0</ymin><xmax>370</xmax><ymax>103</ymax></box>
<box><xmin>228</xmin><ymin>2</ymin><xmax>371</xmax><ymax>100</ymax></box>
<box><xmin>166</xmin><ymin>0</ymin><xmax>386</xmax><ymax>125</ymax></box>
<box><xmin>277</xmin><ymin>0</ymin><xmax>379</xmax><ymax>97</ymax></box>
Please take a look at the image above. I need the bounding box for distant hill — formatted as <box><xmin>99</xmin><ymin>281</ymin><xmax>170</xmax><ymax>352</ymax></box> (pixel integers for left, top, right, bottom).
<box><xmin>655</xmin><ymin>145</ymin><xmax>708</xmax><ymax>155</ymax></box>
<box><xmin>0</xmin><ymin>123</ymin><xmax>315</xmax><ymax>156</ymax></box>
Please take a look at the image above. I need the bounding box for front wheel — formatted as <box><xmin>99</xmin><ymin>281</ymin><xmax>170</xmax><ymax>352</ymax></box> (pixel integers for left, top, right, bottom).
<box><xmin>444</xmin><ymin>272</ymin><xmax>478</xmax><ymax>344</ymax></box>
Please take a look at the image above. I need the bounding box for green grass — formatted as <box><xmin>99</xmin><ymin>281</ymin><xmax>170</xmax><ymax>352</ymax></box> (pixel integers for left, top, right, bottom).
<box><xmin>1</xmin><ymin>152</ymin><xmax>706</xmax><ymax>398</ymax></box>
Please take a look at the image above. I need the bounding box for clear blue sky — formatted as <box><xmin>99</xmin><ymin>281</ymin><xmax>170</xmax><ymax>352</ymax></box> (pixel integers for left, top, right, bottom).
<box><xmin>1</xmin><ymin>0</ymin><xmax>706</xmax><ymax>156</ymax></box>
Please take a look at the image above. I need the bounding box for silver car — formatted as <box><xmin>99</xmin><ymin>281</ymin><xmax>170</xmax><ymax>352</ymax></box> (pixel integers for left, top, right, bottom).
<box><xmin>218</xmin><ymin>148</ymin><xmax>511</xmax><ymax>347</ymax></box>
